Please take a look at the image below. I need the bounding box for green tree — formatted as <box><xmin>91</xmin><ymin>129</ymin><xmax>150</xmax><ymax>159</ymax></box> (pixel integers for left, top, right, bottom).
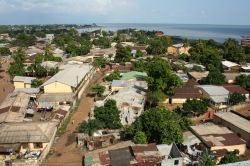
<box><xmin>229</xmin><ymin>93</ymin><xmax>246</xmax><ymax>105</ymax></box>
<box><xmin>31</xmin><ymin>79</ymin><xmax>43</xmax><ymax>88</ymax></box>
<box><xmin>105</xmin><ymin>70</ymin><xmax>121</xmax><ymax>81</ymax></box>
<box><xmin>93</xmin><ymin>57</ymin><xmax>107</xmax><ymax>68</ymax></box>
<box><xmin>219</xmin><ymin>150</ymin><xmax>239</xmax><ymax>164</ymax></box>
<box><xmin>224</xmin><ymin>38</ymin><xmax>245</xmax><ymax>62</ymax></box>
<box><xmin>198</xmin><ymin>149</ymin><xmax>216</xmax><ymax>166</ymax></box>
<box><xmin>146</xmin><ymin>37</ymin><xmax>172</xmax><ymax>55</ymax></box>
<box><xmin>236</xmin><ymin>75</ymin><xmax>250</xmax><ymax>89</ymax></box>
<box><xmin>0</xmin><ymin>47</ymin><xmax>11</xmax><ymax>55</ymax></box>
<box><xmin>78</xmin><ymin>119</ymin><xmax>104</xmax><ymax>136</ymax></box>
<box><xmin>146</xmin><ymin>57</ymin><xmax>182</xmax><ymax>94</ymax></box>
<box><xmin>91</xmin><ymin>84</ymin><xmax>105</xmax><ymax>97</ymax></box>
<box><xmin>146</xmin><ymin>90</ymin><xmax>165</xmax><ymax>108</ymax></box>
<box><xmin>49</xmin><ymin>67</ymin><xmax>59</xmax><ymax>76</ymax></box>
<box><xmin>115</xmin><ymin>44</ymin><xmax>132</xmax><ymax>63</ymax></box>
<box><xmin>183</xmin><ymin>99</ymin><xmax>209</xmax><ymax>116</ymax></box>
<box><xmin>135</xmin><ymin>50</ymin><xmax>144</xmax><ymax>58</ymax></box>
<box><xmin>205</xmin><ymin>68</ymin><xmax>225</xmax><ymax>85</ymax></box>
<box><xmin>93</xmin><ymin>37</ymin><xmax>111</xmax><ymax>49</ymax></box>
<box><xmin>130</xmin><ymin>107</ymin><xmax>185</xmax><ymax>144</ymax></box>
<box><xmin>133</xmin><ymin>131</ymin><xmax>147</xmax><ymax>144</ymax></box>
<box><xmin>8</xmin><ymin>48</ymin><xmax>26</xmax><ymax>77</ymax></box>
<box><xmin>94</xmin><ymin>99</ymin><xmax>122</xmax><ymax>129</ymax></box>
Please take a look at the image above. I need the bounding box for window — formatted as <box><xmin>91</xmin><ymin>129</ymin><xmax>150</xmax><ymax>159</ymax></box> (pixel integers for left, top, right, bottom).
<box><xmin>33</xmin><ymin>143</ymin><xmax>43</xmax><ymax>149</ymax></box>
<box><xmin>174</xmin><ymin>160</ymin><xmax>179</xmax><ymax>165</ymax></box>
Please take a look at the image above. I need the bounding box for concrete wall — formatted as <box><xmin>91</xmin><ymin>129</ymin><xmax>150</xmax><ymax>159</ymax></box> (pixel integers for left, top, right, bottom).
<box><xmin>214</xmin><ymin>114</ymin><xmax>250</xmax><ymax>148</ymax></box>
<box><xmin>162</xmin><ymin>158</ymin><xmax>184</xmax><ymax>166</ymax></box>
<box><xmin>14</xmin><ymin>82</ymin><xmax>32</xmax><ymax>89</ymax></box>
<box><xmin>44</xmin><ymin>82</ymin><xmax>72</xmax><ymax>94</ymax></box>
<box><xmin>211</xmin><ymin>144</ymin><xmax>246</xmax><ymax>155</ymax></box>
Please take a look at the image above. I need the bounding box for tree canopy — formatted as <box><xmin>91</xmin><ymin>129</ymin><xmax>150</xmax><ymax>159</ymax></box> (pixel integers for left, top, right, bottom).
<box><xmin>8</xmin><ymin>48</ymin><xmax>26</xmax><ymax>77</ymax></box>
<box><xmin>205</xmin><ymin>68</ymin><xmax>225</xmax><ymax>85</ymax></box>
<box><xmin>223</xmin><ymin>38</ymin><xmax>245</xmax><ymax>63</ymax></box>
<box><xmin>115</xmin><ymin>44</ymin><xmax>132</xmax><ymax>63</ymax></box>
<box><xmin>93</xmin><ymin>99</ymin><xmax>122</xmax><ymax>129</ymax></box>
<box><xmin>127</xmin><ymin>107</ymin><xmax>189</xmax><ymax>144</ymax></box>
<box><xmin>219</xmin><ymin>150</ymin><xmax>239</xmax><ymax>165</ymax></box>
<box><xmin>182</xmin><ymin>99</ymin><xmax>210</xmax><ymax>116</ymax></box>
<box><xmin>236</xmin><ymin>74</ymin><xmax>250</xmax><ymax>89</ymax></box>
<box><xmin>133</xmin><ymin>131</ymin><xmax>147</xmax><ymax>144</ymax></box>
<box><xmin>105</xmin><ymin>70</ymin><xmax>121</xmax><ymax>81</ymax></box>
<box><xmin>91</xmin><ymin>84</ymin><xmax>105</xmax><ymax>97</ymax></box>
<box><xmin>229</xmin><ymin>93</ymin><xmax>246</xmax><ymax>105</ymax></box>
<box><xmin>93</xmin><ymin>57</ymin><xmax>107</xmax><ymax>68</ymax></box>
<box><xmin>198</xmin><ymin>149</ymin><xmax>216</xmax><ymax>166</ymax></box>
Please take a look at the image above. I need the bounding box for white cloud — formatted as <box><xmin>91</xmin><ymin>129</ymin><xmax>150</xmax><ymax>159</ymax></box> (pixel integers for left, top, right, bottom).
<box><xmin>0</xmin><ymin>0</ymin><xmax>133</xmax><ymax>15</ymax></box>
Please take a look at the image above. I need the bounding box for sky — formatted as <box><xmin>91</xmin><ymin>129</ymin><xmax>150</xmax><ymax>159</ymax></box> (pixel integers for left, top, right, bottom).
<box><xmin>0</xmin><ymin>0</ymin><xmax>250</xmax><ymax>25</ymax></box>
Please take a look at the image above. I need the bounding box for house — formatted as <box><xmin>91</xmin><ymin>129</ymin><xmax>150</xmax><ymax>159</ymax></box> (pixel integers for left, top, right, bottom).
<box><xmin>77</xmin><ymin>130</ymin><xmax>121</xmax><ymax>151</ymax></box>
<box><xmin>222</xmin><ymin>60</ymin><xmax>240</xmax><ymax>72</ymax></box>
<box><xmin>188</xmin><ymin>71</ymin><xmax>209</xmax><ymax>83</ymax></box>
<box><xmin>120</xmin><ymin>71</ymin><xmax>147</xmax><ymax>81</ymax></box>
<box><xmin>198</xmin><ymin>85</ymin><xmax>229</xmax><ymax>109</ymax></box>
<box><xmin>13</xmin><ymin>76</ymin><xmax>36</xmax><ymax>89</ymax></box>
<box><xmin>190</xmin><ymin>123</ymin><xmax>246</xmax><ymax>157</ymax></box>
<box><xmin>167</xmin><ymin>79</ymin><xmax>202</xmax><ymax>104</ymax></box>
<box><xmin>109</xmin><ymin>87</ymin><xmax>146</xmax><ymax>125</ymax></box>
<box><xmin>46</xmin><ymin>34</ymin><xmax>54</xmax><ymax>43</ymax></box>
<box><xmin>157</xmin><ymin>144</ymin><xmax>184</xmax><ymax>166</ymax></box>
<box><xmin>111</xmin><ymin>80</ymin><xmax>148</xmax><ymax>92</ymax></box>
<box><xmin>26</xmin><ymin>46</ymin><xmax>43</xmax><ymax>57</ymax></box>
<box><xmin>0</xmin><ymin>92</ymin><xmax>33</xmax><ymax>123</ymax></box>
<box><xmin>84</xmin><ymin>143</ymin><xmax>184</xmax><ymax>166</ymax></box>
<box><xmin>184</xmin><ymin>63</ymin><xmax>206</xmax><ymax>71</ymax></box>
<box><xmin>53</xmin><ymin>48</ymin><xmax>64</xmax><ymax>59</ymax></box>
<box><xmin>42</xmin><ymin>64</ymin><xmax>94</xmax><ymax>95</ymax></box>
<box><xmin>214</xmin><ymin>111</ymin><xmax>250</xmax><ymax>147</ymax></box>
<box><xmin>41</xmin><ymin>61</ymin><xmax>59</xmax><ymax>71</ymax></box>
<box><xmin>168</xmin><ymin>43</ymin><xmax>191</xmax><ymax>55</ymax></box>
<box><xmin>223</xmin><ymin>84</ymin><xmax>249</xmax><ymax>99</ymax></box>
<box><xmin>223</xmin><ymin>73</ymin><xmax>241</xmax><ymax>84</ymax></box>
<box><xmin>0</xmin><ymin>122</ymin><xmax>57</xmax><ymax>164</ymax></box>
<box><xmin>176</xmin><ymin>73</ymin><xmax>189</xmax><ymax>83</ymax></box>
<box><xmin>155</xmin><ymin>31</ymin><xmax>164</xmax><ymax>37</ymax></box>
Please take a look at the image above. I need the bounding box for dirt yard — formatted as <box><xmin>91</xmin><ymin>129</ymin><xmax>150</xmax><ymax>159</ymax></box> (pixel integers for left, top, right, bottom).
<box><xmin>0</xmin><ymin>59</ymin><xmax>14</xmax><ymax>104</ymax></box>
<box><xmin>43</xmin><ymin>71</ymin><xmax>104</xmax><ymax>166</ymax></box>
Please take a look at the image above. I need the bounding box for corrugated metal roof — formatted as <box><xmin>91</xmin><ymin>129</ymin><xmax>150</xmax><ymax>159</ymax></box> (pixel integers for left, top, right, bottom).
<box><xmin>42</xmin><ymin>64</ymin><xmax>92</xmax><ymax>88</ymax></box>
<box><xmin>0</xmin><ymin>122</ymin><xmax>57</xmax><ymax>143</ymax></box>
<box><xmin>13</xmin><ymin>76</ymin><xmax>36</xmax><ymax>84</ymax></box>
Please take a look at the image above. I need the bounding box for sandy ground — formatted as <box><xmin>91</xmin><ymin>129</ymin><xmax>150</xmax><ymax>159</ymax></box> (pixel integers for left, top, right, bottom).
<box><xmin>0</xmin><ymin>59</ymin><xmax>14</xmax><ymax>104</ymax></box>
<box><xmin>43</xmin><ymin>71</ymin><xmax>104</xmax><ymax>166</ymax></box>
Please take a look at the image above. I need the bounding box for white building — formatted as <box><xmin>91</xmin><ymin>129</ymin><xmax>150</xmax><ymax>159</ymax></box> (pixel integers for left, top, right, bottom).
<box><xmin>46</xmin><ymin>34</ymin><xmax>55</xmax><ymax>43</ymax></box>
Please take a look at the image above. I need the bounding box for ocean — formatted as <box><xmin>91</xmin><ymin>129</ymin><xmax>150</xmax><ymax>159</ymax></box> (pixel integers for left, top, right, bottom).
<box><xmin>79</xmin><ymin>23</ymin><xmax>250</xmax><ymax>43</ymax></box>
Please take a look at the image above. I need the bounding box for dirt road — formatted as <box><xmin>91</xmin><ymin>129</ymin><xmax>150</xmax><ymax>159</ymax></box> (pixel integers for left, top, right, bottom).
<box><xmin>0</xmin><ymin>59</ymin><xmax>14</xmax><ymax>104</ymax></box>
<box><xmin>43</xmin><ymin>71</ymin><xmax>104</xmax><ymax>166</ymax></box>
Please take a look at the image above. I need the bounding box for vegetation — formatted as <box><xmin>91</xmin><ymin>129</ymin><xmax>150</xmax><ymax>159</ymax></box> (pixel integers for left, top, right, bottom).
<box><xmin>219</xmin><ymin>150</ymin><xmax>239</xmax><ymax>164</ymax></box>
<box><xmin>93</xmin><ymin>37</ymin><xmax>111</xmax><ymax>49</ymax></box>
<box><xmin>126</xmin><ymin>107</ymin><xmax>190</xmax><ymax>144</ymax></box>
<box><xmin>198</xmin><ymin>149</ymin><xmax>216</xmax><ymax>166</ymax></box>
<box><xmin>8</xmin><ymin>48</ymin><xmax>26</xmax><ymax>77</ymax></box>
<box><xmin>93</xmin><ymin>57</ymin><xmax>107</xmax><ymax>68</ymax></box>
<box><xmin>229</xmin><ymin>93</ymin><xmax>246</xmax><ymax>105</ymax></box>
<box><xmin>31</xmin><ymin>79</ymin><xmax>43</xmax><ymax>88</ymax></box>
<box><xmin>0</xmin><ymin>47</ymin><xmax>11</xmax><ymax>55</ymax></box>
<box><xmin>12</xmin><ymin>33</ymin><xmax>36</xmax><ymax>47</ymax></box>
<box><xmin>91</xmin><ymin>84</ymin><xmax>105</xmax><ymax>97</ymax></box>
<box><xmin>205</xmin><ymin>68</ymin><xmax>225</xmax><ymax>85</ymax></box>
<box><xmin>223</xmin><ymin>38</ymin><xmax>245</xmax><ymax>63</ymax></box>
<box><xmin>133</xmin><ymin>131</ymin><xmax>147</xmax><ymax>144</ymax></box>
<box><xmin>78</xmin><ymin>100</ymin><xmax>122</xmax><ymax>135</ymax></box>
<box><xmin>146</xmin><ymin>57</ymin><xmax>182</xmax><ymax>96</ymax></box>
<box><xmin>236</xmin><ymin>74</ymin><xmax>250</xmax><ymax>89</ymax></box>
<box><xmin>105</xmin><ymin>70</ymin><xmax>121</xmax><ymax>81</ymax></box>
<box><xmin>182</xmin><ymin>98</ymin><xmax>210</xmax><ymax>116</ymax></box>
<box><xmin>146</xmin><ymin>37</ymin><xmax>172</xmax><ymax>55</ymax></box>
<box><xmin>115</xmin><ymin>44</ymin><xmax>132</xmax><ymax>63</ymax></box>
